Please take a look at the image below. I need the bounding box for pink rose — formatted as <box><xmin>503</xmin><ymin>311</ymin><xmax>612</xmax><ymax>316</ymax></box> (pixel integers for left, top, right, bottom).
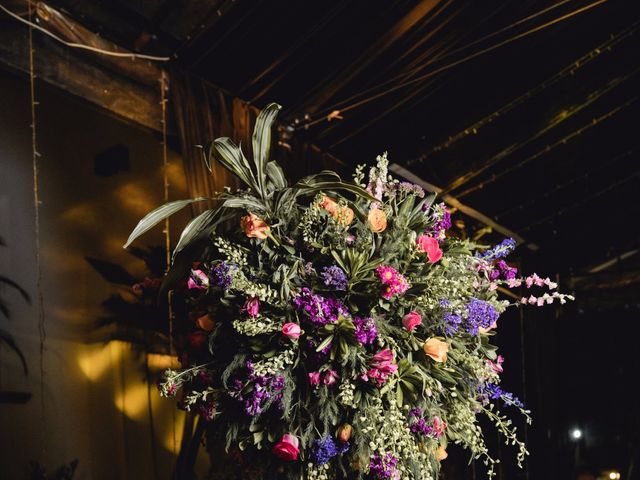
<box><xmin>402</xmin><ymin>311</ymin><xmax>422</xmax><ymax>332</ymax></box>
<box><xmin>416</xmin><ymin>235</ymin><xmax>443</xmax><ymax>264</ymax></box>
<box><xmin>424</xmin><ymin>338</ymin><xmax>449</xmax><ymax>362</ymax></box>
<box><xmin>432</xmin><ymin>416</ymin><xmax>447</xmax><ymax>437</ymax></box>
<box><xmin>282</xmin><ymin>322</ymin><xmax>301</xmax><ymax>340</ymax></box>
<box><xmin>240</xmin><ymin>213</ymin><xmax>270</xmax><ymax>240</ymax></box>
<box><xmin>243</xmin><ymin>297</ymin><xmax>260</xmax><ymax>317</ymax></box>
<box><xmin>367</xmin><ymin>349</ymin><xmax>398</xmax><ymax>387</ymax></box>
<box><xmin>187</xmin><ymin>269</ymin><xmax>209</xmax><ymax>290</ymax></box>
<box><xmin>323</xmin><ymin>370</ymin><xmax>340</xmax><ymax>386</ymax></box>
<box><xmin>272</xmin><ymin>433</ymin><xmax>299</xmax><ymax>461</ymax></box>
<box><xmin>308</xmin><ymin>372</ymin><xmax>320</xmax><ymax>386</ymax></box>
<box><xmin>487</xmin><ymin>355</ymin><xmax>504</xmax><ymax>374</ymax></box>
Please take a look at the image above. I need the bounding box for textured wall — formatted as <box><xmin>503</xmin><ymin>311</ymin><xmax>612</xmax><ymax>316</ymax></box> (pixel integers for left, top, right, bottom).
<box><xmin>0</xmin><ymin>70</ymin><xmax>207</xmax><ymax>479</ymax></box>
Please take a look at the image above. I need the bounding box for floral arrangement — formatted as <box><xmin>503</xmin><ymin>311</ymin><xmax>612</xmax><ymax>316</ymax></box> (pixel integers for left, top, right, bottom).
<box><xmin>125</xmin><ymin>104</ymin><xmax>573</xmax><ymax>479</ymax></box>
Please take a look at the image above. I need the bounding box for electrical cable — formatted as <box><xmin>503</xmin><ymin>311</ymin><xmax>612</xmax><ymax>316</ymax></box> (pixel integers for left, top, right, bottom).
<box><xmin>454</xmin><ymin>86</ymin><xmax>639</xmax><ymax>199</ymax></box>
<box><xmin>407</xmin><ymin>20</ymin><xmax>640</xmax><ymax>165</ymax></box>
<box><xmin>0</xmin><ymin>2</ymin><xmax>171</xmax><ymax>61</ymax></box>
<box><xmin>306</xmin><ymin>0</ymin><xmax>577</xmax><ymax>123</ymax></box>
<box><xmin>444</xmin><ymin>67</ymin><xmax>639</xmax><ymax>196</ymax></box>
<box><xmin>299</xmin><ymin>0</ymin><xmax>607</xmax><ymax>129</ymax></box>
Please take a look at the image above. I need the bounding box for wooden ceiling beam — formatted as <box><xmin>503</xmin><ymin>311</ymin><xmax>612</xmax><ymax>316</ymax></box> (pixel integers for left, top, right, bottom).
<box><xmin>0</xmin><ymin>23</ymin><xmax>165</xmax><ymax>133</ymax></box>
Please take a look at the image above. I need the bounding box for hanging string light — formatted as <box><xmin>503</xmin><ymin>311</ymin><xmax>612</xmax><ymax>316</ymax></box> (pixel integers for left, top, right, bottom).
<box><xmin>159</xmin><ymin>70</ymin><xmax>178</xmax><ymax>457</ymax></box>
<box><xmin>407</xmin><ymin>20</ymin><xmax>640</xmax><ymax>165</ymax></box>
<box><xmin>443</xmin><ymin>67</ymin><xmax>639</xmax><ymax>196</ymax></box>
<box><xmin>27</xmin><ymin>0</ymin><xmax>47</xmax><ymax>457</ymax></box>
<box><xmin>454</xmin><ymin>94</ymin><xmax>639</xmax><ymax>200</ymax></box>
<box><xmin>297</xmin><ymin>0</ymin><xmax>609</xmax><ymax>131</ymax></box>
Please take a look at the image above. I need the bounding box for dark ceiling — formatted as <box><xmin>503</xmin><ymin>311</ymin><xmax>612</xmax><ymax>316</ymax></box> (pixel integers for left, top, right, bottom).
<box><xmin>46</xmin><ymin>0</ymin><xmax>640</xmax><ymax>281</ymax></box>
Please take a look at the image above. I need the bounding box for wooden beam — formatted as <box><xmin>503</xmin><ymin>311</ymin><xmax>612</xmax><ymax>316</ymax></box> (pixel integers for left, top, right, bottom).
<box><xmin>389</xmin><ymin>163</ymin><xmax>539</xmax><ymax>251</ymax></box>
<box><xmin>0</xmin><ymin>23</ymin><xmax>164</xmax><ymax>132</ymax></box>
<box><xmin>34</xmin><ymin>1</ymin><xmax>162</xmax><ymax>87</ymax></box>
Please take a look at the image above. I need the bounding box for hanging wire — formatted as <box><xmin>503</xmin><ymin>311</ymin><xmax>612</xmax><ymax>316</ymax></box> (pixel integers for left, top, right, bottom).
<box><xmin>494</xmin><ymin>146</ymin><xmax>638</xmax><ymax>220</ymax></box>
<box><xmin>0</xmin><ymin>2</ymin><xmax>171</xmax><ymax>61</ymax></box>
<box><xmin>520</xmin><ymin>164</ymin><xmax>640</xmax><ymax>233</ymax></box>
<box><xmin>444</xmin><ymin>67</ymin><xmax>639</xmax><ymax>197</ymax></box>
<box><xmin>407</xmin><ymin>20</ymin><xmax>640</xmax><ymax>165</ymax></box>
<box><xmin>27</xmin><ymin>0</ymin><xmax>47</xmax><ymax>457</ymax></box>
<box><xmin>306</xmin><ymin>0</ymin><xmax>576</xmax><ymax>123</ymax></box>
<box><xmin>454</xmin><ymin>91</ymin><xmax>639</xmax><ymax>199</ymax></box>
<box><xmin>298</xmin><ymin>0</ymin><xmax>609</xmax><ymax>130</ymax></box>
<box><xmin>160</xmin><ymin>70</ymin><xmax>177</xmax><ymax>458</ymax></box>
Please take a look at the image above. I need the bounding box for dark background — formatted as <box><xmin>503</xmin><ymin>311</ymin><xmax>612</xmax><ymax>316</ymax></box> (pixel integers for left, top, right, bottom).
<box><xmin>3</xmin><ymin>0</ymin><xmax>640</xmax><ymax>478</ymax></box>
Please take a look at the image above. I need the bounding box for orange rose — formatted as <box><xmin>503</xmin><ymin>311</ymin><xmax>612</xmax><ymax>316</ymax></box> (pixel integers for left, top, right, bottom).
<box><xmin>319</xmin><ymin>196</ymin><xmax>354</xmax><ymax>225</ymax></box>
<box><xmin>196</xmin><ymin>314</ymin><xmax>215</xmax><ymax>331</ymax></box>
<box><xmin>424</xmin><ymin>337</ymin><xmax>449</xmax><ymax>362</ymax></box>
<box><xmin>435</xmin><ymin>446</ymin><xmax>448</xmax><ymax>461</ymax></box>
<box><xmin>368</xmin><ymin>208</ymin><xmax>387</xmax><ymax>233</ymax></box>
<box><xmin>240</xmin><ymin>213</ymin><xmax>270</xmax><ymax>239</ymax></box>
<box><xmin>318</xmin><ymin>195</ymin><xmax>339</xmax><ymax>215</ymax></box>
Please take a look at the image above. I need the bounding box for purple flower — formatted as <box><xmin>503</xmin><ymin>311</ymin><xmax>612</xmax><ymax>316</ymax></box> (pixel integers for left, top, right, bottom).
<box><xmin>409</xmin><ymin>417</ymin><xmax>434</xmax><ymax>436</ymax></box>
<box><xmin>353</xmin><ymin>316</ymin><xmax>377</xmax><ymax>345</ymax></box>
<box><xmin>479</xmin><ymin>383</ymin><xmax>524</xmax><ymax>408</ymax></box>
<box><xmin>210</xmin><ymin>262</ymin><xmax>233</xmax><ymax>289</ymax></box>
<box><xmin>293</xmin><ymin>288</ymin><xmax>349</xmax><ymax>326</ymax></box>
<box><xmin>465</xmin><ymin>298</ymin><xmax>499</xmax><ymax>336</ymax></box>
<box><xmin>311</xmin><ymin>435</ymin><xmax>349</xmax><ymax>465</ymax></box>
<box><xmin>477</xmin><ymin>238</ymin><xmax>517</xmax><ymax>260</ymax></box>
<box><xmin>443</xmin><ymin>311</ymin><xmax>463</xmax><ymax>336</ymax></box>
<box><xmin>321</xmin><ymin>265</ymin><xmax>348</xmax><ymax>291</ymax></box>
<box><xmin>235</xmin><ymin>369</ymin><xmax>286</xmax><ymax>417</ymax></box>
<box><xmin>369</xmin><ymin>453</ymin><xmax>399</xmax><ymax>479</ymax></box>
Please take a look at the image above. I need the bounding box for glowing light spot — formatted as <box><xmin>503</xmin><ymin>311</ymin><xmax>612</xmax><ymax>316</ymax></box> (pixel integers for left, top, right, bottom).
<box><xmin>78</xmin><ymin>341</ymin><xmax>126</xmax><ymax>381</ymax></box>
<box><xmin>147</xmin><ymin>353</ymin><xmax>180</xmax><ymax>370</ymax></box>
<box><xmin>114</xmin><ymin>383</ymin><xmax>150</xmax><ymax>421</ymax></box>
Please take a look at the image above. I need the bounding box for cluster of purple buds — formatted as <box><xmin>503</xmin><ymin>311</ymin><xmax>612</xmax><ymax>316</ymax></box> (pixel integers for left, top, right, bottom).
<box><xmin>489</xmin><ymin>260</ymin><xmax>518</xmax><ymax>281</ymax></box>
<box><xmin>210</xmin><ymin>262</ymin><xmax>233</xmax><ymax>289</ymax></box>
<box><xmin>440</xmin><ymin>300</ymin><xmax>462</xmax><ymax>336</ymax></box>
<box><xmin>230</xmin><ymin>362</ymin><xmax>285</xmax><ymax>417</ymax></box>
<box><xmin>478</xmin><ymin>383</ymin><xmax>524</xmax><ymax>408</ymax></box>
<box><xmin>353</xmin><ymin>316</ymin><xmax>377</xmax><ymax>345</ymax></box>
<box><xmin>321</xmin><ymin>265</ymin><xmax>349</xmax><ymax>291</ymax></box>
<box><xmin>476</xmin><ymin>238</ymin><xmax>517</xmax><ymax>260</ymax></box>
<box><xmin>311</xmin><ymin>435</ymin><xmax>349</xmax><ymax>465</ymax></box>
<box><xmin>465</xmin><ymin>298</ymin><xmax>499</xmax><ymax>336</ymax></box>
<box><xmin>369</xmin><ymin>452</ymin><xmax>399</xmax><ymax>479</ymax></box>
<box><xmin>293</xmin><ymin>288</ymin><xmax>349</xmax><ymax>326</ymax></box>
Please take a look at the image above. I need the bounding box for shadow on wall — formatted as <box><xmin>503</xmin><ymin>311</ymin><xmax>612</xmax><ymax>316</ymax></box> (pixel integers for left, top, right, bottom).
<box><xmin>0</xmin><ymin>70</ymin><xmax>207</xmax><ymax>479</ymax></box>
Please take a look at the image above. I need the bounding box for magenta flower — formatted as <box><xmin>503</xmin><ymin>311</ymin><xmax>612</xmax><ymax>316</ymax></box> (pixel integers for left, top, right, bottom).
<box><xmin>272</xmin><ymin>433</ymin><xmax>300</xmax><ymax>461</ymax></box>
<box><xmin>365</xmin><ymin>349</ymin><xmax>398</xmax><ymax>387</ymax></box>
<box><xmin>417</xmin><ymin>235</ymin><xmax>443</xmax><ymax>263</ymax></box>
<box><xmin>187</xmin><ymin>269</ymin><xmax>209</xmax><ymax>290</ymax></box>
<box><xmin>323</xmin><ymin>370</ymin><xmax>340</xmax><ymax>386</ymax></box>
<box><xmin>376</xmin><ymin>265</ymin><xmax>410</xmax><ymax>300</ymax></box>
<box><xmin>282</xmin><ymin>322</ymin><xmax>302</xmax><ymax>340</ymax></box>
<box><xmin>243</xmin><ymin>297</ymin><xmax>260</xmax><ymax>317</ymax></box>
<box><xmin>402</xmin><ymin>311</ymin><xmax>422</xmax><ymax>332</ymax></box>
<box><xmin>308</xmin><ymin>372</ymin><xmax>320</xmax><ymax>386</ymax></box>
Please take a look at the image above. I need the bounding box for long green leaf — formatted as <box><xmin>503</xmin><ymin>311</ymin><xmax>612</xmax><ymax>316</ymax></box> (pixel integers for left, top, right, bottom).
<box><xmin>222</xmin><ymin>196</ymin><xmax>268</xmax><ymax>212</ymax></box>
<box><xmin>266</xmin><ymin>161</ymin><xmax>287</xmax><ymax>191</ymax></box>
<box><xmin>293</xmin><ymin>181</ymin><xmax>379</xmax><ymax>203</ymax></box>
<box><xmin>172</xmin><ymin>207</ymin><xmax>221</xmax><ymax>261</ymax></box>
<box><xmin>207</xmin><ymin>138</ymin><xmax>256</xmax><ymax>189</ymax></box>
<box><xmin>252</xmin><ymin>103</ymin><xmax>282</xmax><ymax>196</ymax></box>
<box><xmin>123</xmin><ymin>198</ymin><xmax>210</xmax><ymax>248</ymax></box>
